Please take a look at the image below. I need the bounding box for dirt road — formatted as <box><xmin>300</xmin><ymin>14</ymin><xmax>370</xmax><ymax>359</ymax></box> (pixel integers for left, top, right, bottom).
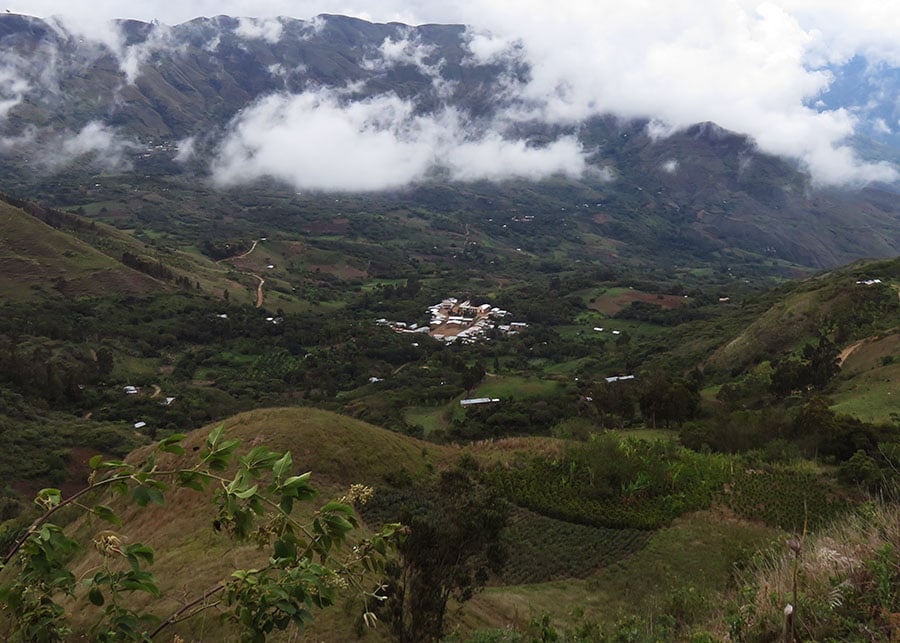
<box><xmin>217</xmin><ymin>239</ymin><xmax>265</xmax><ymax>308</ymax></box>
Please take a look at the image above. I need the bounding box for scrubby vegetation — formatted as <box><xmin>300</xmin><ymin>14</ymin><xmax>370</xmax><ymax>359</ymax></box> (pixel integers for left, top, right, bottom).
<box><xmin>0</xmin><ymin>185</ymin><xmax>898</xmax><ymax>640</ymax></box>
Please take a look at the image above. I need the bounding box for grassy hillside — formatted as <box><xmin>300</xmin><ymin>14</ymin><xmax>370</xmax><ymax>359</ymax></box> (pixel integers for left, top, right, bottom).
<box><xmin>0</xmin><ymin>200</ymin><xmax>164</xmax><ymax>298</ymax></box>
<box><xmin>40</xmin><ymin>406</ymin><xmax>850</xmax><ymax>641</ymax></box>
<box><xmin>54</xmin><ymin>407</ymin><xmax>454</xmax><ymax>641</ymax></box>
<box><xmin>708</xmin><ymin>257</ymin><xmax>900</xmax><ymax>374</ymax></box>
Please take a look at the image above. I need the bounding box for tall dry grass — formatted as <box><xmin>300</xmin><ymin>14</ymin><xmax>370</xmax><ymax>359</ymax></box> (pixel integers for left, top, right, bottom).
<box><xmin>728</xmin><ymin>499</ymin><xmax>900</xmax><ymax>640</ymax></box>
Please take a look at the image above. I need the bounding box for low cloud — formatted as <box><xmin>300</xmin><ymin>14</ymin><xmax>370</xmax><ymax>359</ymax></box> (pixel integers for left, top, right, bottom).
<box><xmin>0</xmin><ymin>67</ymin><xmax>29</xmax><ymax>120</ymax></box>
<box><xmin>54</xmin><ymin>121</ymin><xmax>137</xmax><ymax>170</ymax></box>
<box><xmin>443</xmin><ymin>133</ymin><xmax>584</xmax><ymax>182</ymax></box>
<box><xmin>45</xmin><ymin>14</ymin><xmax>180</xmax><ymax>85</ymax></box>
<box><xmin>455</xmin><ymin>0</ymin><xmax>899</xmax><ymax>185</ymax></box>
<box><xmin>119</xmin><ymin>24</ymin><xmax>182</xmax><ymax>84</ymax></box>
<box><xmin>0</xmin><ymin>43</ymin><xmax>62</xmax><ymax>121</ymax></box>
<box><xmin>364</xmin><ymin>33</ymin><xmax>456</xmax><ymax>97</ymax></box>
<box><xmin>173</xmin><ymin>136</ymin><xmax>196</xmax><ymax>163</ymax></box>
<box><xmin>0</xmin><ymin>120</ymin><xmax>137</xmax><ymax>171</ymax></box>
<box><xmin>372</xmin><ymin>33</ymin><xmax>435</xmax><ymax>69</ymax></box>
<box><xmin>211</xmin><ymin>90</ymin><xmax>585</xmax><ymax>191</ymax></box>
<box><xmin>8</xmin><ymin>1</ymin><xmax>900</xmax><ymax>186</ymax></box>
<box><xmin>235</xmin><ymin>17</ymin><xmax>283</xmax><ymax>43</ymax></box>
<box><xmin>462</xmin><ymin>28</ymin><xmax>522</xmax><ymax>66</ymax></box>
<box><xmin>0</xmin><ymin>126</ymin><xmax>37</xmax><ymax>151</ymax></box>
<box><xmin>660</xmin><ymin>159</ymin><xmax>678</xmax><ymax>174</ymax></box>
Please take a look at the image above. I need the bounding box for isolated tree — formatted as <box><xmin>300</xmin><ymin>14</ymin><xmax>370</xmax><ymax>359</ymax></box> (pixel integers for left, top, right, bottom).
<box><xmin>639</xmin><ymin>371</ymin><xmax>671</xmax><ymax>429</ymax></box>
<box><xmin>461</xmin><ymin>361</ymin><xmax>486</xmax><ymax>393</ymax></box>
<box><xmin>663</xmin><ymin>380</ymin><xmax>701</xmax><ymax>427</ymax></box>
<box><xmin>379</xmin><ymin>469</ymin><xmax>508</xmax><ymax>642</ymax></box>
<box><xmin>95</xmin><ymin>347</ymin><xmax>114</xmax><ymax>378</ymax></box>
<box><xmin>592</xmin><ymin>381</ymin><xmax>636</xmax><ymax>428</ymax></box>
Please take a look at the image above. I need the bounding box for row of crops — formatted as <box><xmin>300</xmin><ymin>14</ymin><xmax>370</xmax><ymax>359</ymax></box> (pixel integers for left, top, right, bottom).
<box><xmin>481</xmin><ymin>446</ymin><xmax>735</xmax><ymax>530</ymax></box>
<box><xmin>499</xmin><ymin>508</ymin><xmax>651</xmax><ymax>584</ymax></box>
<box><xmin>725</xmin><ymin>469</ymin><xmax>849</xmax><ymax>531</ymax></box>
<box><xmin>360</xmin><ymin>447</ymin><xmax>853</xmax><ymax>591</ymax></box>
<box><xmin>482</xmin><ymin>443</ymin><xmax>852</xmax><ymax>534</ymax></box>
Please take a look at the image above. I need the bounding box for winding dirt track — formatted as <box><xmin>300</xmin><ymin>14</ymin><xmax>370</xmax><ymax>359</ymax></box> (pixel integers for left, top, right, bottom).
<box><xmin>217</xmin><ymin>240</ymin><xmax>265</xmax><ymax>308</ymax></box>
<box><xmin>253</xmin><ymin>275</ymin><xmax>265</xmax><ymax>308</ymax></box>
<box><xmin>838</xmin><ymin>286</ymin><xmax>899</xmax><ymax>367</ymax></box>
<box><xmin>838</xmin><ymin>339</ymin><xmax>867</xmax><ymax>367</ymax></box>
<box><xmin>234</xmin><ymin>240</ymin><xmax>258</xmax><ymax>260</ymax></box>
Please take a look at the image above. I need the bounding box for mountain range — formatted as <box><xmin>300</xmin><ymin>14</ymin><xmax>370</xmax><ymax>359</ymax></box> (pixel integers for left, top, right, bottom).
<box><xmin>0</xmin><ymin>12</ymin><xmax>897</xmax><ymax>271</ymax></box>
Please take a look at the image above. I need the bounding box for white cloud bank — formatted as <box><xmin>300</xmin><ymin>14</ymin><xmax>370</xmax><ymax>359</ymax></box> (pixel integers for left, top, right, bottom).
<box><xmin>6</xmin><ymin>0</ymin><xmax>900</xmax><ymax>186</ymax></box>
<box><xmin>3</xmin><ymin>121</ymin><xmax>140</xmax><ymax>171</ymax></box>
<box><xmin>211</xmin><ymin>91</ymin><xmax>585</xmax><ymax>191</ymax></box>
<box><xmin>56</xmin><ymin>121</ymin><xmax>137</xmax><ymax>170</ymax></box>
<box><xmin>452</xmin><ymin>0</ymin><xmax>899</xmax><ymax>185</ymax></box>
<box><xmin>235</xmin><ymin>17</ymin><xmax>283</xmax><ymax>43</ymax></box>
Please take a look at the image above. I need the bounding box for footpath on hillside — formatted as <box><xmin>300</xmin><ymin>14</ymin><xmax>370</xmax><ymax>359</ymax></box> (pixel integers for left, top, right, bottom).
<box><xmin>217</xmin><ymin>239</ymin><xmax>265</xmax><ymax>308</ymax></box>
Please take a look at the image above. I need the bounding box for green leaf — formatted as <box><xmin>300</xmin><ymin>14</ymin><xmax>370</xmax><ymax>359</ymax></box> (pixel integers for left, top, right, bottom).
<box><xmin>132</xmin><ymin>486</ymin><xmax>149</xmax><ymax>507</ymax></box>
<box><xmin>282</xmin><ymin>473</ymin><xmax>317</xmax><ymax>501</ymax></box>
<box><xmin>92</xmin><ymin>458</ymin><xmax>129</xmax><ymax>471</ymax></box>
<box><xmin>88</xmin><ymin>586</ymin><xmax>104</xmax><ymax>606</ymax></box>
<box><xmin>240</xmin><ymin>446</ymin><xmax>280</xmax><ymax>475</ymax></box>
<box><xmin>272</xmin><ymin>451</ymin><xmax>292</xmax><ymax>484</ymax></box>
<box><xmin>124</xmin><ymin>543</ymin><xmax>155</xmax><ymax>568</ymax></box>
<box><xmin>248</xmin><ymin>496</ymin><xmax>265</xmax><ymax>516</ymax></box>
<box><xmin>176</xmin><ymin>471</ymin><xmax>208</xmax><ymax>491</ymax></box>
<box><xmin>273</xmin><ymin>537</ymin><xmax>297</xmax><ymax>560</ymax></box>
<box><xmin>158</xmin><ymin>433</ymin><xmax>187</xmax><ymax>455</ymax></box>
<box><xmin>206</xmin><ymin>438</ymin><xmax>241</xmax><ymax>471</ymax></box>
<box><xmin>140</xmin><ymin>452</ymin><xmax>157</xmax><ymax>474</ymax></box>
<box><xmin>283</xmin><ymin>473</ymin><xmax>311</xmax><ymax>487</ymax></box>
<box><xmin>91</xmin><ymin>504</ymin><xmax>122</xmax><ymax>526</ymax></box>
<box><xmin>145</xmin><ymin>478</ymin><xmax>170</xmax><ymax>491</ymax></box>
<box><xmin>233</xmin><ymin>484</ymin><xmax>258</xmax><ymax>500</ymax></box>
<box><xmin>319</xmin><ymin>501</ymin><xmax>354</xmax><ymax>515</ymax></box>
<box><xmin>206</xmin><ymin>424</ymin><xmax>225</xmax><ymax>450</ymax></box>
<box><xmin>36</xmin><ymin>487</ymin><xmax>62</xmax><ymax>508</ymax></box>
<box><xmin>132</xmin><ymin>485</ymin><xmax>165</xmax><ymax>507</ymax></box>
<box><xmin>324</xmin><ymin>514</ymin><xmax>355</xmax><ymax>537</ymax></box>
<box><xmin>146</xmin><ymin>486</ymin><xmax>165</xmax><ymax>505</ymax></box>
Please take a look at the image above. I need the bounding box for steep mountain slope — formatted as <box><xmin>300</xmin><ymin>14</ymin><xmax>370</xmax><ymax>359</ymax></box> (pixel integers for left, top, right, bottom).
<box><xmin>0</xmin><ymin>14</ymin><xmax>500</xmax><ymax>140</ymax></box>
<box><xmin>0</xmin><ymin>13</ymin><xmax>897</xmax><ymax>270</ymax></box>
<box><xmin>708</xmin><ymin>256</ymin><xmax>900</xmax><ymax>372</ymax></box>
<box><xmin>582</xmin><ymin>119</ymin><xmax>900</xmax><ymax>267</ymax></box>
<box><xmin>0</xmin><ymin>198</ymin><xmax>166</xmax><ymax>298</ymax></box>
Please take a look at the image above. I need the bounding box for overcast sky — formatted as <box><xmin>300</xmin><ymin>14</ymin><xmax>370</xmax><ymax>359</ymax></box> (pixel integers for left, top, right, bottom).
<box><xmin>5</xmin><ymin>1</ymin><xmax>900</xmax><ymax>188</ymax></box>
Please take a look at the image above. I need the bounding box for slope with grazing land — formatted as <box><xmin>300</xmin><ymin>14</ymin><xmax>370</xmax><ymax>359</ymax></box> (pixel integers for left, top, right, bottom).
<box><xmin>2</xmin><ymin>407</ymin><xmax>756</xmax><ymax>640</ymax></box>
<box><xmin>39</xmin><ymin>407</ymin><xmax>453</xmax><ymax>641</ymax></box>
<box><xmin>709</xmin><ymin>259</ymin><xmax>900</xmax><ymax>371</ymax></box>
<box><xmin>0</xmin><ymin>199</ymin><xmax>166</xmax><ymax>299</ymax></box>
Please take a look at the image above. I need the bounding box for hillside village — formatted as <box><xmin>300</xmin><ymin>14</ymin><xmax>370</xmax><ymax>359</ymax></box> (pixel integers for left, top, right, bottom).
<box><xmin>378</xmin><ymin>297</ymin><xmax>527</xmax><ymax>344</ymax></box>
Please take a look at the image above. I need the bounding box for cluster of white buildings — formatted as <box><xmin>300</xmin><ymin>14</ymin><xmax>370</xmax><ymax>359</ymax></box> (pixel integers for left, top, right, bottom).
<box><xmin>856</xmin><ymin>278</ymin><xmax>883</xmax><ymax>286</ymax></box>
<box><xmin>378</xmin><ymin>297</ymin><xmax>527</xmax><ymax>345</ymax></box>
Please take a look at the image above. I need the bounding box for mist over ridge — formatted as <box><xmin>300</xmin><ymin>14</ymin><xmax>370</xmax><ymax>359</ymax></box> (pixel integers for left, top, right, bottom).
<box><xmin>0</xmin><ymin>5</ymin><xmax>897</xmax><ymax>191</ymax></box>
